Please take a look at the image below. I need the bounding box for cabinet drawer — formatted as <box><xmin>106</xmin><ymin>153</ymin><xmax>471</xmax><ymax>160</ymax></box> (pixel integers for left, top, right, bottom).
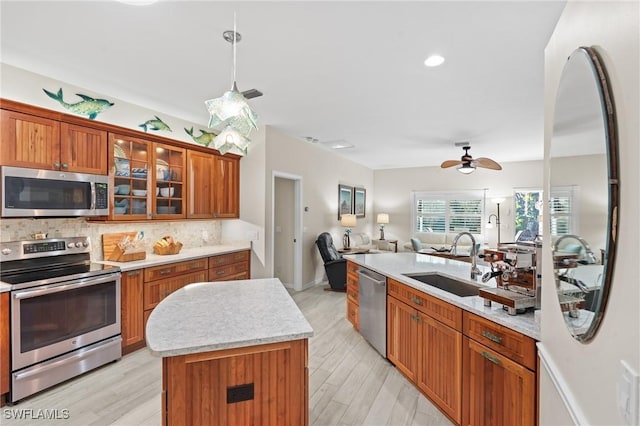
<box><xmin>347</xmin><ymin>298</ymin><xmax>359</xmax><ymax>330</ymax></box>
<box><xmin>388</xmin><ymin>279</ymin><xmax>462</xmax><ymax>331</ymax></box>
<box><xmin>144</xmin><ymin>259</ymin><xmax>208</xmax><ymax>282</ymax></box>
<box><xmin>347</xmin><ymin>260</ymin><xmax>359</xmax><ymax>275</ymax></box>
<box><xmin>209</xmin><ymin>262</ymin><xmax>249</xmax><ymax>281</ymax></box>
<box><xmin>346</xmin><ymin>282</ymin><xmax>359</xmax><ymax>304</ymax></box>
<box><xmin>209</xmin><ymin>251</ymin><xmax>249</xmax><ymax>267</ymax></box>
<box><xmin>463</xmin><ymin>312</ymin><xmax>536</xmax><ymax>370</ymax></box>
<box><xmin>347</xmin><ymin>271</ymin><xmax>359</xmax><ymax>291</ymax></box>
<box><xmin>144</xmin><ymin>270</ymin><xmax>208</xmax><ymax>310</ymax></box>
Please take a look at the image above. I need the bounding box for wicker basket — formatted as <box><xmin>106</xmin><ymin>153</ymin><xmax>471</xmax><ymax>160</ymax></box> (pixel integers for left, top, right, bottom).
<box><xmin>153</xmin><ymin>242</ymin><xmax>183</xmax><ymax>255</ymax></box>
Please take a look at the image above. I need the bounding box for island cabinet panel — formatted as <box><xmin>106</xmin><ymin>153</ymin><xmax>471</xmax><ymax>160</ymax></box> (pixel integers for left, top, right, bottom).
<box><xmin>121</xmin><ymin>269</ymin><xmax>145</xmax><ymax>354</ymax></box>
<box><xmin>209</xmin><ymin>251</ymin><xmax>250</xmax><ymax>281</ymax></box>
<box><xmin>346</xmin><ymin>261</ymin><xmax>359</xmax><ymax>330</ymax></box>
<box><xmin>0</xmin><ymin>109</ymin><xmax>60</xmax><ymax>169</ymax></box>
<box><xmin>60</xmin><ymin>122</ymin><xmax>107</xmax><ymax>174</ymax></box>
<box><xmin>1</xmin><ymin>293</ymin><xmax>9</xmax><ymax>404</ymax></box>
<box><xmin>162</xmin><ymin>339</ymin><xmax>309</xmax><ymax>426</ymax></box>
<box><xmin>144</xmin><ymin>270</ymin><xmax>208</xmax><ymax>311</ymax></box>
<box><xmin>462</xmin><ymin>337</ymin><xmax>535</xmax><ymax>426</ymax></box>
<box><xmin>387</xmin><ymin>296</ymin><xmax>418</xmax><ymax>382</ymax></box>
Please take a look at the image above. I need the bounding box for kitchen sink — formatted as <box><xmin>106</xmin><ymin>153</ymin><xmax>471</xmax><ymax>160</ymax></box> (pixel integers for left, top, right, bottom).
<box><xmin>402</xmin><ymin>273</ymin><xmax>486</xmax><ymax>297</ymax></box>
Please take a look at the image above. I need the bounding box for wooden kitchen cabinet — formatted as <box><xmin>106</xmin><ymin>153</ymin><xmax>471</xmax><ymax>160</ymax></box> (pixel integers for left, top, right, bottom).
<box><xmin>152</xmin><ymin>143</ymin><xmax>185</xmax><ymax>219</ymax></box>
<box><xmin>463</xmin><ymin>337</ymin><xmax>535</xmax><ymax>426</ymax></box>
<box><xmin>387</xmin><ymin>295</ymin><xmax>419</xmax><ymax>383</ymax></box>
<box><xmin>121</xmin><ymin>269</ymin><xmax>145</xmax><ymax>354</ymax></box>
<box><xmin>0</xmin><ymin>109</ymin><xmax>107</xmax><ymax>173</ymax></box>
<box><xmin>346</xmin><ymin>261</ymin><xmax>359</xmax><ymax>330</ymax></box>
<box><xmin>110</xmin><ymin>134</ymin><xmax>152</xmax><ymax>220</ymax></box>
<box><xmin>462</xmin><ymin>311</ymin><xmax>537</xmax><ymax>426</ymax></box>
<box><xmin>387</xmin><ymin>279</ymin><xmax>463</xmax><ymax>424</ymax></box>
<box><xmin>213</xmin><ymin>155</ymin><xmax>240</xmax><ymax>218</ymax></box>
<box><xmin>186</xmin><ymin>149</ymin><xmax>240</xmax><ymax>219</ymax></box>
<box><xmin>186</xmin><ymin>149</ymin><xmax>215</xmax><ymax>218</ymax></box>
<box><xmin>208</xmin><ymin>250</ymin><xmax>250</xmax><ymax>281</ymax></box>
<box><xmin>1</xmin><ymin>292</ymin><xmax>9</xmax><ymax>403</ymax></box>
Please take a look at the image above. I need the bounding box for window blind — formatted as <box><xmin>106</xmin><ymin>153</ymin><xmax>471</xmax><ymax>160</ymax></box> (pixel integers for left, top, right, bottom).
<box><xmin>413</xmin><ymin>191</ymin><xmax>484</xmax><ymax>235</ymax></box>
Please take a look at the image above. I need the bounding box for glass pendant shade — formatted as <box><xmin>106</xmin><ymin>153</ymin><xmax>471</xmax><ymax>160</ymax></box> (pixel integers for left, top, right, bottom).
<box><xmin>205</xmin><ymin>82</ymin><xmax>258</xmax><ymax>138</ymax></box>
<box><xmin>212</xmin><ymin>125</ymin><xmax>250</xmax><ymax>155</ymax></box>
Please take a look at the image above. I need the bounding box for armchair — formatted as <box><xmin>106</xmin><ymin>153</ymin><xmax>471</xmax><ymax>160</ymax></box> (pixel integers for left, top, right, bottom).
<box><xmin>315</xmin><ymin>232</ymin><xmax>347</xmax><ymax>291</ymax></box>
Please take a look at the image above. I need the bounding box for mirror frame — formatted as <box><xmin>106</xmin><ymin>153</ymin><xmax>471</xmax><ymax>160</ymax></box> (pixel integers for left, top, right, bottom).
<box><xmin>551</xmin><ymin>46</ymin><xmax>619</xmax><ymax>343</ymax></box>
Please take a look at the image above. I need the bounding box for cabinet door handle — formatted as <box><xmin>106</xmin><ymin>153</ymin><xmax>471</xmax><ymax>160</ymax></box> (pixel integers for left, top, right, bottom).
<box><xmin>410</xmin><ymin>314</ymin><xmax>421</xmax><ymax>323</ymax></box>
<box><xmin>481</xmin><ymin>330</ymin><xmax>503</xmax><ymax>344</ymax></box>
<box><xmin>158</xmin><ymin>269</ymin><xmax>172</xmax><ymax>275</ymax></box>
<box><xmin>61</xmin><ymin>163</ymin><xmax>68</xmax><ymax>169</ymax></box>
<box><xmin>54</xmin><ymin>162</ymin><xmax>60</xmax><ymax>169</ymax></box>
<box><xmin>216</xmin><ymin>270</ymin><xmax>226</xmax><ymax>276</ymax></box>
<box><xmin>127</xmin><ymin>271</ymin><xmax>140</xmax><ymax>277</ymax></box>
<box><xmin>482</xmin><ymin>351</ymin><xmax>501</xmax><ymax>365</ymax></box>
<box><xmin>410</xmin><ymin>296</ymin><xmax>423</xmax><ymax>306</ymax></box>
<box><xmin>348</xmin><ymin>292</ymin><xmax>357</xmax><ymax>299</ymax></box>
<box><xmin>189</xmin><ymin>264</ymin><xmax>200</xmax><ymax>269</ymax></box>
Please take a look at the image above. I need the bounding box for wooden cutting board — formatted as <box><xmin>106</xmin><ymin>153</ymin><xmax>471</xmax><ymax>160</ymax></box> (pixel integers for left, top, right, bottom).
<box><xmin>102</xmin><ymin>232</ymin><xmax>146</xmax><ymax>262</ymax></box>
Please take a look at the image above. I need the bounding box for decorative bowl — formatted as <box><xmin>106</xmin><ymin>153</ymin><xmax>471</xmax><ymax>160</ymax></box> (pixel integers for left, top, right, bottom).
<box><xmin>116</xmin><ymin>185</ymin><xmax>130</xmax><ymax>195</ymax></box>
<box><xmin>160</xmin><ymin>187</ymin><xmax>174</xmax><ymax>197</ymax></box>
<box><xmin>132</xmin><ymin>189</ymin><xmax>147</xmax><ymax>196</ymax></box>
<box><xmin>157</xmin><ymin>206</ymin><xmax>177</xmax><ymax>214</ymax></box>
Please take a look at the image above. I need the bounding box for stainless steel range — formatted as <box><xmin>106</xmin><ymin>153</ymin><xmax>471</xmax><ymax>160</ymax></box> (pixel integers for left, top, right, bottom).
<box><xmin>0</xmin><ymin>237</ymin><xmax>121</xmax><ymax>403</ymax></box>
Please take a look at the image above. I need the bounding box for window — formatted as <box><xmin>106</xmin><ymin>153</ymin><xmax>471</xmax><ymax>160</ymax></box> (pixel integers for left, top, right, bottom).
<box><xmin>412</xmin><ymin>191</ymin><xmax>484</xmax><ymax>235</ymax></box>
<box><xmin>514</xmin><ymin>187</ymin><xmax>578</xmax><ymax>239</ymax></box>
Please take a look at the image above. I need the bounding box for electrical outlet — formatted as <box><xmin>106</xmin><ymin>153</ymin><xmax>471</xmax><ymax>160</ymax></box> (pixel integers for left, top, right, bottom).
<box><xmin>201</xmin><ymin>230</ymin><xmax>208</xmax><ymax>242</ymax></box>
<box><xmin>617</xmin><ymin>360</ymin><xmax>639</xmax><ymax>425</ymax></box>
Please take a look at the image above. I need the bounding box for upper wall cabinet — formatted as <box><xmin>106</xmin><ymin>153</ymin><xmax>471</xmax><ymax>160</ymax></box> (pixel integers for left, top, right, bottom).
<box><xmin>187</xmin><ymin>150</ymin><xmax>240</xmax><ymax>219</ymax></box>
<box><xmin>0</xmin><ymin>109</ymin><xmax>107</xmax><ymax>174</ymax></box>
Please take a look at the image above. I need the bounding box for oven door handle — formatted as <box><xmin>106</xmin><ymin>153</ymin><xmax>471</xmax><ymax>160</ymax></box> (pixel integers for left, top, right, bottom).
<box><xmin>13</xmin><ymin>273</ymin><xmax>119</xmax><ymax>300</ymax></box>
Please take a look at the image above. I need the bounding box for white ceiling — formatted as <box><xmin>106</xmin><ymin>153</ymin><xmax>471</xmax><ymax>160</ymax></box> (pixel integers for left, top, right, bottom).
<box><xmin>0</xmin><ymin>0</ymin><xmax>565</xmax><ymax>170</ymax></box>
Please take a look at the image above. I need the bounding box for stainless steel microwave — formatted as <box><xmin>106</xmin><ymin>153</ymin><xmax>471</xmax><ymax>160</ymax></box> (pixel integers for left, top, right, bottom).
<box><xmin>1</xmin><ymin>166</ymin><xmax>109</xmax><ymax>217</ymax></box>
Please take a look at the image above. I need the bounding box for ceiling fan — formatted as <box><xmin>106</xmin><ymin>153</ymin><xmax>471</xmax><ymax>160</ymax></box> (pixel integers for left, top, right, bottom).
<box><xmin>440</xmin><ymin>145</ymin><xmax>502</xmax><ymax>174</ymax></box>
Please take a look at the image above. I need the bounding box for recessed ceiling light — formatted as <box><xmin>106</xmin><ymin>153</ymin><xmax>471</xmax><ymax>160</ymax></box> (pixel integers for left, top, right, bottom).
<box><xmin>424</xmin><ymin>55</ymin><xmax>445</xmax><ymax>67</ymax></box>
<box><xmin>320</xmin><ymin>139</ymin><xmax>354</xmax><ymax>150</ymax></box>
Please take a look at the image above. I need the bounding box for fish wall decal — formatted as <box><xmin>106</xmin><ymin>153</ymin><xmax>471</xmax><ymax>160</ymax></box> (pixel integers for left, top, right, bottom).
<box><xmin>139</xmin><ymin>116</ymin><xmax>172</xmax><ymax>133</ymax></box>
<box><xmin>43</xmin><ymin>88</ymin><xmax>114</xmax><ymax>120</ymax></box>
<box><xmin>185</xmin><ymin>127</ymin><xmax>217</xmax><ymax>146</ymax></box>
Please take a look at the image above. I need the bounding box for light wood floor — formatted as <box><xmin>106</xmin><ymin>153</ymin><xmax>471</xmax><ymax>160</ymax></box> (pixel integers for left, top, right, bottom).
<box><xmin>4</xmin><ymin>284</ymin><xmax>452</xmax><ymax>426</ymax></box>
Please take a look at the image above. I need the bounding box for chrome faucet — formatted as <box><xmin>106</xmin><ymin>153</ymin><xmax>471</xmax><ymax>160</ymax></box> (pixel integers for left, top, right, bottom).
<box><xmin>553</xmin><ymin>234</ymin><xmax>598</xmax><ymax>265</ymax></box>
<box><xmin>451</xmin><ymin>232</ymin><xmax>481</xmax><ymax>280</ymax></box>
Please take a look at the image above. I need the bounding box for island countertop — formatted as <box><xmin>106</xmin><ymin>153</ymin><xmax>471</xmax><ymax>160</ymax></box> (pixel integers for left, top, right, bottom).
<box><xmin>345</xmin><ymin>252</ymin><xmax>540</xmax><ymax>340</ymax></box>
<box><xmin>146</xmin><ymin>278</ymin><xmax>314</xmax><ymax>357</ymax></box>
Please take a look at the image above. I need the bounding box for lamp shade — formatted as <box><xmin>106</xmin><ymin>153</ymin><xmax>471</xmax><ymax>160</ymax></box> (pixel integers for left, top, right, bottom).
<box><xmin>491</xmin><ymin>197</ymin><xmax>506</xmax><ymax>204</ymax></box>
<box><xmin>341</xmin><ymin>214</ymin><xmax>357</xmax><ymax>227</ymax></box>
<box><xmin>377</xmin><ymin>213</ymin><xmax>389</xmax><ymax>224</ymax></box>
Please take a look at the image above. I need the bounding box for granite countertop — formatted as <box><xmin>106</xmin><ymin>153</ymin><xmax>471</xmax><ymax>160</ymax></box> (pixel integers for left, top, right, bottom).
<box><xmin>98</xmin><ymin>242</ymin><xmax>251</xmax><ymax>271</ymax></box>
<box><xmin>146</xmin><ymin>278</ymin><xmax>314</xmax><ymax>357</ymax></box>
<box><xmin>345</xmin><ymin>252</ymin><xmax>540</xmax><ymax>340</ymax></box>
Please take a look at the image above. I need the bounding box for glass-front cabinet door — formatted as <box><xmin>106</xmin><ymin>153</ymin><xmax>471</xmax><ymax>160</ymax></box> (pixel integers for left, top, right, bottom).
<box><xmin>110</xmin><ymin>134</ymin><xmax>151</xmax><ymax>220</ymax></box>
<box><xmin>152</xmin><ymin>143</ymin><xmax>185</xmax><ymax>219</ymax></box>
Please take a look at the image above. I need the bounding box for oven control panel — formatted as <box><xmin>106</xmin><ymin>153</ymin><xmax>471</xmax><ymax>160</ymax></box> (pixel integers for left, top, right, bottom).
<box><xmin>0</xmin><ymin>237</ymin><xmax>91</xmax><ymax>261</ymax></box>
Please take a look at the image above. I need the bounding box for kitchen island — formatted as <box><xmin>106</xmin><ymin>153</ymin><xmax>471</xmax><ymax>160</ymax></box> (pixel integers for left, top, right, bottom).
<box><xmin>146</xmin><ymin>278</ymin><xmax>313</xmax><ymax>426</ymax></box>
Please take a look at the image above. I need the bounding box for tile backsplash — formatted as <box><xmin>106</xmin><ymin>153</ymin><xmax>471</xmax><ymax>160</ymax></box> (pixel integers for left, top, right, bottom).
<box><xmin>0</xmin><ymin>218</ymin><xmax>222</xmax><ymax>260</ymax></box>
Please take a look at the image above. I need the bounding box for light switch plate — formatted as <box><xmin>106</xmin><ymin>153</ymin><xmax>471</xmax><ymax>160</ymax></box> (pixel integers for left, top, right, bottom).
<box><xmin>618</xmin><ymin>360</ymin><xmax>639</xmax><ymax>425</ymax></box>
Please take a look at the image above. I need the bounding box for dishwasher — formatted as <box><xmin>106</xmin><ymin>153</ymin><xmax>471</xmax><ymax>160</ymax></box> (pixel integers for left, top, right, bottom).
<box><xmin>358</xmin><ymin>267</ymin><xmax>387</xmax><ymax>358</ymax></box>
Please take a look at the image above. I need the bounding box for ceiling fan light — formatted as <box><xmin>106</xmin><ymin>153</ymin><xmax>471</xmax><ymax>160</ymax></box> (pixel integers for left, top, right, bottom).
<box><xmin>457</xmin><ymin>164</ymin><xmax>475</xmax><ymax>174</ymax></box>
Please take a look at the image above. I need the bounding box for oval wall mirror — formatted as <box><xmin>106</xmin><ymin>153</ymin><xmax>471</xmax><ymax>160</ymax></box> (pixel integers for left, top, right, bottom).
<box><xmin>550</xmin><ymin>46</ymin><xmax>618</xmax><ymax>342</ymax></box>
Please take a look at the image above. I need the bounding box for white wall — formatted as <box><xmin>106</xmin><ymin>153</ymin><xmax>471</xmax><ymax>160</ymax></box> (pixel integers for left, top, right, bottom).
<box><xmin>540</xmin><ymin>1</ymin><xmax>639</xmax><ymax>425</ymax></box>
<box><xmin>373</xmin><ymin>160</ymin><xmax>544</xmax><ymax>249</ymax></box>
<box><xmin>264</xmin><ymin>127</ymin><xmax>374</xmax><ymax>287</ymax></box>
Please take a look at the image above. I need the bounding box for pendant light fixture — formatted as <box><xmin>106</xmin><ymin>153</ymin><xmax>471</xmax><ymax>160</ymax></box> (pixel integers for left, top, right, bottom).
<box><xmin>205</xmin><ymin>14</ymin><xmax>258</xmax><ymax>154</ymax></box>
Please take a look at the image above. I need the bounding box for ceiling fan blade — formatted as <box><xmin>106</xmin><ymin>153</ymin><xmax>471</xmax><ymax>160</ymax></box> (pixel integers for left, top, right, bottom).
<box><xmin>474</xmin><ymin>157</ymin><xmax>502</xmax><ymax>170</ymax></box>
<box><xmin>242</xmin><ymin>88</ymin><xmax>263</xmax><ymax>99</ymax></box>
<box><xmin>441</xmin><ymin>160</ymin><xmax>464</xmax><ymax>168</ymax></box>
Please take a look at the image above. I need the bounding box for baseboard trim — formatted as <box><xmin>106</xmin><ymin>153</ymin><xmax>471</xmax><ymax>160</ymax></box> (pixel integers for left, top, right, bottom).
<box><xmin>537</xmin><ymin>343</ymin><xmax>588</xmax><ymax>426</ymax></box>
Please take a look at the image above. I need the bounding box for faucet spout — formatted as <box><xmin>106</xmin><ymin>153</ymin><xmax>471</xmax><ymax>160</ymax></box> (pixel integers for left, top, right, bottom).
<box><xmin>553</xmin><ymin>234</ymin><xmax>597</xmax><ymax>264</ymax></box>
<box><xmin>452</xmin><ymin>232</ymin><xmax>481</xmax><ymax>280</ymax></box>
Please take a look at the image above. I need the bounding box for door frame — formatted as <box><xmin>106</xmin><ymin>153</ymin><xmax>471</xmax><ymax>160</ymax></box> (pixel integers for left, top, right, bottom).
<box><xmin>271</xmin><ymin>171</ymin><xmax>303</xmax><ymax>291</ymax></box>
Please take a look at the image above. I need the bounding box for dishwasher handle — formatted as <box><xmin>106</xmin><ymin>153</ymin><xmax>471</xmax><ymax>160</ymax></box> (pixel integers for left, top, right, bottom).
<box><xmin>358</xmin><ymin>270</ymin><xmax>386</xmax><ymax>286</ymax></box>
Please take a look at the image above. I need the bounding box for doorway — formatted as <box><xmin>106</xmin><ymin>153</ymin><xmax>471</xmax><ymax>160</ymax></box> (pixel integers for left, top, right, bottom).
<box><xmin>272</xmin><ymin>172</ymin><xmax>302</xmax><ymax>290</ymax></box>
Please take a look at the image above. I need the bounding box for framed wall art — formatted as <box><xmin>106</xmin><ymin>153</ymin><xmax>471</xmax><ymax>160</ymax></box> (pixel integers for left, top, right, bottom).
<box><xmin>354</xmin><ymin>187</ymin><xmax>366</xmax><ymax>218</ymax></box>
<box><xmin>338</xmin><ymin>184</ymin><xmax>353</xmax><ymax>219</ymax></box>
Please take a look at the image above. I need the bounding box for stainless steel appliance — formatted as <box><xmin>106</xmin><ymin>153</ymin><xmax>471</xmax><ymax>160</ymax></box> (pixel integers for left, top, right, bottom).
<box><xmin>358</xmin><ymin>267</ymin><xmax>387</xmax><ymax>357</ymax></box>
<box><xmin>0</xmin><ymin>237</ymin><xmax>121</xmax><ymax>402</ymax></box>
<box><xmin>1</xmin><ymin>166</ymin><xmax>109</xmax><ymax>217</ymax></box>
<box><xmin>479</xmin><ymin>242</ymin><xmax>541</xmax><ymax>315</ymax></box>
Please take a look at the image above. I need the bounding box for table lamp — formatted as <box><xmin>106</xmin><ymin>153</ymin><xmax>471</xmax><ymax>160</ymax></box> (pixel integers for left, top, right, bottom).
<box><xmin>341</xmin><ymin>214</ymin><xmax>357</xmax><ymax>249</ymax></box>
<box><xmin>377</xmin><ymin>213</ymin><xmax>389</xmax><ymax>240</ymax></box>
